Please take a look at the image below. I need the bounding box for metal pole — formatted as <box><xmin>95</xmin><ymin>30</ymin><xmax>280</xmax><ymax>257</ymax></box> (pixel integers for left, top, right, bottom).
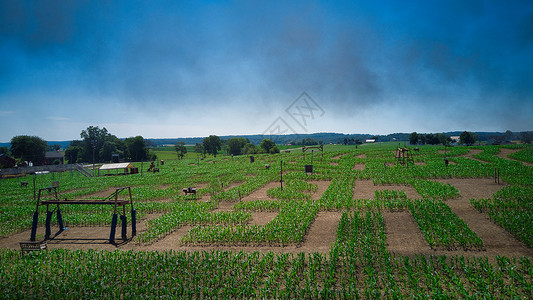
<box><xmin>33</xmin><ymin>173</ymin><xmax>36</xmax><ymax>202</ymax></box>
<box><xmin>280</xmin><ymin>160</ymin><xmax>283</xmax><ymax>191</ymax></box>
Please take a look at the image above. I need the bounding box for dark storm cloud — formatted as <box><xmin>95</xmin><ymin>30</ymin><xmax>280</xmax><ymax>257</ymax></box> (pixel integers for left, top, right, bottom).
<box><xmin>1</xmin><ymin>0</ymin><xmax>532</xmax><ymax>132</ymax></box>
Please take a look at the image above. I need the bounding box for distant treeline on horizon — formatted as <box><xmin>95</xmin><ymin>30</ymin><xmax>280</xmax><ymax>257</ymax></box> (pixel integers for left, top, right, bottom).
<box><xmin>0</xmin><ymin>131</ymin><xmax>519</xmax><ymax>149</ymax></box>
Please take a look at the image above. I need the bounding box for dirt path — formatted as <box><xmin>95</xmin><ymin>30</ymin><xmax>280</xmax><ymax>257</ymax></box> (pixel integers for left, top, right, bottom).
<box><xmin>353</xmin><ymin>163</ymin><xmax>365</xmax><ymax>171</ymax></box>
<box><xmin>436</xmin><ymin>178</ymin><xmax>533</xmax><ymax>258</ymax></box>
<box><xmin>331</xmin><ymin>153</ymin><xmax>346</xmax><ymax>160</ymax></box>
<box><xmin>241</xmin><ymin>182</ymin><xmax>280</xmax><ymax>202</ymax></box>
<box><xmin>462</xmin><ymin>149</ymin><xmax>488</xmax><ymax>164</ymax></box>
<box><xmin>496</xmin><ymin>148</ymin><xmax>533</xmax><ymax>166</ymax></box>
<box><xmin>298</xmin><ymin>212</ymin><xmax>341</xmax><ymax>253</ymax></box>
<box><xmin>353</xmin><ymin>180</ymin><xmax>422</xmax><ymax>199</ymax></box>
<box><xmin>383</xmin><ymin>211</ymin><xmax>431</xmax><ymax>254</ymax></box>
<box><xmin>249</xmin><ymin>212</ymin><xmax>278</xmax><ymax>226</ymax></box>
<box><xmin>309</xmin><ymin>180</ymin><xmax>331</xmax><ymax>200</ymax></box>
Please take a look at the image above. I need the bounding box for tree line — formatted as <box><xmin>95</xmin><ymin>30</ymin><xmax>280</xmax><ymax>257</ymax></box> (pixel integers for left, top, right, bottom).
<box><xmin>174</xmin><ymin>136</ymin><xmax>282</xmax><ymax>159</ymax></box>
<box><xmin>2</xmin><ymin>126</ymin><xmax>153</xmax><ymax>166</ymax></box>
<box><xmin>409</xmin><ymin>130</ymin><xmax>533</xmax><ymax>146</ymax></box>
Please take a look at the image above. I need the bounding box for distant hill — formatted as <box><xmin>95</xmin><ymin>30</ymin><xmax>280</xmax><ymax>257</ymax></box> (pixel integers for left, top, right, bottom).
<box><xmin>0</xmin><ymin>131</ymin><xmax>517</xmax><ymax>148</ymax></box>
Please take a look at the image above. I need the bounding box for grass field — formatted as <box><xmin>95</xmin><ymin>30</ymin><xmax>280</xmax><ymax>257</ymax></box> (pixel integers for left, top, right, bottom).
<box><xmin>0</xmin><ymin>143</ymin><xmax>532</xmax><ymax>298</ymax></box>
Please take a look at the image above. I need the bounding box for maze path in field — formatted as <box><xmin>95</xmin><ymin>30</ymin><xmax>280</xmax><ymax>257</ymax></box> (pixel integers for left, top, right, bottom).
<box><xmin>496</xmin><ymin>148</ymin><xmax>533</xmax><ymax>166</ymax></box>
<box><xmin>383</xmin><ymin>211</ymin><xmax>431</xmax><ymax>254</ymax></box>
<box><xmin>353</xmin><ymin>179</ymin><xmax>422</xmax><ymax>199</ymax></box>
<box><xmin>436</xmin><ymin>178</ymin><xmax>533</xmax><ymax>258</ymax></box>
<box><xmin>298</xmin><ymin>212</ymin><xmax>342</xmax><ymax>253</ymax></box>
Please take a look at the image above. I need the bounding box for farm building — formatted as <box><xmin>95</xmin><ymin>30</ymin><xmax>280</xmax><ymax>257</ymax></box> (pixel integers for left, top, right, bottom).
<box><xmin>0</xmin><ymin>154</ymin><xmax>16</xmax><ymax>168</ymax></box>
<box><xmin>98</xmin><ymin>163</ymin><xmax>137</xmax><ymax>176</ymax></box>
<box><xmin>44</xmin><ymin>151</ymin><xmax>64</xmax><ymax>165</ymax></box>
<box><xmin>365</xmin><ymin>139</ymin><xmax>376</xmax><ymax>143</ymax></box>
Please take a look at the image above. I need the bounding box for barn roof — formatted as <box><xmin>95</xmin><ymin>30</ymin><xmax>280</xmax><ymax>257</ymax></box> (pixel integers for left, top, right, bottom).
<box><xmin>45</xmin><ymin>151</ymin><xmax>64</xmax><ymax>159</ymax></box>
<box><xmin>99</xmin><ymin>163</ymin><xmax>134</xmax><ymax>170</ymax></box>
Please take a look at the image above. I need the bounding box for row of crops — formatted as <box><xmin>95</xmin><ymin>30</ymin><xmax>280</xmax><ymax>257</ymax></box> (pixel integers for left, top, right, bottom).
<box><xmin>0</xmin><ymin>143</ymin><xmax>532</xmax><ymax>297</ymax></box>
<box><xmin>0</xmin><ymin>211</ymin><xmax>531</xmax><ymax>298</ymax></box>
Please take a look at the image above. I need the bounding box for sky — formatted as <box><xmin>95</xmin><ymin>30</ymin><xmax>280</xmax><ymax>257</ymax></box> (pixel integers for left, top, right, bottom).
<box><xmin>1</xmin><ymin>0</ymin><xmax>532</xmax><ymax>143</ymax></box>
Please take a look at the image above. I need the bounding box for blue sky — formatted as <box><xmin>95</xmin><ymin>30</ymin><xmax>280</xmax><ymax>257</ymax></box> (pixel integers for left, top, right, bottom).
<box><xmin>1</xmin><ymin>0</ymin><xmax>532</xmax><ymax>142</ymax></box>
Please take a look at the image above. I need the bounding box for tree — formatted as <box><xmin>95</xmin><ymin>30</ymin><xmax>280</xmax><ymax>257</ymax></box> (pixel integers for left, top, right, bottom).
<box><xmin>504</xmin><ymin>130</ymin><xmax>514</xmax><ymax>141</ymax></box>
<box><xmin>301</xmin><ymin>138</ymin><xmax>317</xmax><ymax>146</ymax></box>
<box><xmin>260</xmin><ymin>139</ymin><xmax>276</xmax><ymax>153</ymax></box>
<box><xmin>175</xmin><ymin>142</ymin><xmax>187</xmax><ymax>159</ymax></box>
<box><xmin>243</xmin><ymin>143</ymin><xmax>258</xmax><ymax>154</ymax></box>
<box><xmin>203</xmin><ymin>135</ymin><xmax>222</xmax><ymax>157</ymax></box>
<box><xmin>425</xmin><ymin>134</ymin><xmax>440</xmax><ymax>145</ymax></box>
<box><xmin>418</xmin><ymin>134</ymin><xmax>426</xmax><ymax>145</ymax></box>
<box><xmin>436</xmin><ymin>133</ymin><xmax>452</xmax><ymax>146</ymax></box>
<box><xmin>125</xmin><ymin>136</ymin><xmax>150</xmax><ymax>161</ymax></box>
<box><xmin>80</xmin><ymin>126</ymin><xmax>110</xmax><ymax>163</ymax></box>
<box><xmin>227</xmin><ymin>137</ymin><xmax>247</xmax><ymax>156</ymax></box>
<box><xmin>459</xmin><ymin>131</ymin><xmax>476</xmax><ymax>146</ymax></box>
<box><xmin>10</xmin><ymin>135</ymin><xmax>47</xmax><ymax>165</ymax></box>
<box><xmin>194</xmin><ymin>143</ymin><xmax>205</xmax><ymax>157</ymax></box>
<box><xmin>65</xmin><ymin>141</ymin><xmax>83</xmax><ymax>163</ymax></box>
<box><xmin>49</xmin><ymin>144</ymin><xmax>61</xmax><ymax>151</ymax></box>
<box><xmin>519</xmin><ymin>131</ymin><xmax>533</xmax><ymax>144</ymax></box>
<box><xmin>409</xmin><ymin>132</ymin><xmax>419</xmax><ymax>145</ymax></box>
<box><xmin>0</xmin><ymin>147</ymin><xmax>8</xmax><ymax>155</ymax></box>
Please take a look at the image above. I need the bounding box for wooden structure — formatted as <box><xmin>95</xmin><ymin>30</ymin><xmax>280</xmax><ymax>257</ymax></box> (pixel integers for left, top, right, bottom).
<box><xmin>302</xmin><ymin>145</ymin><xmax>324</xmax><ymax>161</ymax></box>
<box><xmin>99</xmin><ymin>163</ymin><xmax>135</xmax><ymax>176</ymax></box>
<box><xmin>30</xmin><ymin>183</ymin><xmax>135</xmax><ymax>244</ymax></box>
<box><xmin>19</xmin><ymin>241</ymin><xmax>47</xmax><ymax>255</ymax></box>
<box><xmin>182</xmin><ymin>187</ymin><xmax>197</xmax><ymax>195</ymax></box>
<box><xmin>394</xmin><ymin>145</ymin><xmax>415</xmax><ymax>166</ymax></box>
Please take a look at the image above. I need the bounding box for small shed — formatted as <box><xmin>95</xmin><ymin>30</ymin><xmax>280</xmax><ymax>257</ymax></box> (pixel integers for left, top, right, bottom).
<box><xmin>0</xmin><ymin>154</ymin><xmax>16</xmax><ymax>168</ymax></box>
<box><xmin>45</xmin><ymin>151</ymin><xmax>64</xmax><ymax>165</ymax></box>
<box><xmin>99</xmin><ymin>163</ymin><xmax>135</xmax><ymax>176</ymax></box>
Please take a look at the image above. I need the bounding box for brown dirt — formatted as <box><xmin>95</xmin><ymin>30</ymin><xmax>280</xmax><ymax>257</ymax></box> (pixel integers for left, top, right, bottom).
<box><xmin>434</xmin><ymin>178</ymin><xmax>533</xmax><ymax>257</ymax></box>
<box><xmin>353</xmin><ymin>180</ymin><xmax>422</xmax><ymax>199</ymax></box>
<box><xmin>298</xmin><ymin>212</ymin><xmax>341</xmax><ymax>253</ymax></box>
<box><xmin>241</xmin><ymin>181</ymin><xmax>281</xmax><ymax>202</ymax></box>
<box><xmin>414</xmin><ymin>162</ymin><xmax>426</xmax><ymax>166</ymax></box>
<box><xmin>86</xmin><ymin>187</ymin><xmax>124</xmax><ymax>199</ymax></box>
<box><xmin>355</xmin><ymin>153</ymin><xmax>366</xmax><ymax>159</ymax></box>
<box><xmin>353</xmin><ymin>163</ymin><xmax>365</xmax><ymax>170</ymax></box>
<box><xmin>331</xmin><ymin>153</ymin><xmax>346</xmax><ymax>160</ymax></box>
<box><xmin>213</xmin><ymin>201</ymin><xmax>236</xmax><ymax>212</ymax></box>
<box><xmin>330</xmin><ymin>161</ymin><xmax>339</xmax><ymax>166</ymax></box>
<box><xmin>3</xmin><ymin>177</ymin><xmax>531</xmax><ymax>258</ymax></box>
<box><xmin>497</xmin><ymin>148</ymin><xmax>533</xmax><ymax>166</ymax></box>
<box><xmin>383</xmin><ymin>211</ymin><xmax>431</xmax><ymax>254</ymax></box>
<box><xmin>308</xmin><ymin>180</ymin><xmax>331</xmax><ymax>200</ymax></box>
<box><xmin>249</xmin><ymin>212</ymin><xmax>278</xmax><ymax>226</ymax></box>
<box><xmin>462</xmin><ymin>149</ymin><xmax>488</xmax><ymax>163</ymax></box>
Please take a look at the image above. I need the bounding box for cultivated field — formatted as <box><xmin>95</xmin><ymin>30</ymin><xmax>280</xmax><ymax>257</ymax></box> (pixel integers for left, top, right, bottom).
<box><xmin>1</xmin><ymin>143</ymin><xmax>532</xmax><ymax>298</ymax></box>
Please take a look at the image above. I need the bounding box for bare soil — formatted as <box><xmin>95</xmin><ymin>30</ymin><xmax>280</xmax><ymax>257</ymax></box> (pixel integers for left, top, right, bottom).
<box><xmin>249</xmin><ymin>212</ymin><xmax>278</xmax><ymax>226</ymax></box>
<box><xmin>2</xmin><ymin>178</ymin><xmax>531</xmax><ymax>258</ymax></box>
<box><xmin>435</xmin><ymin>178</ymin><xmax>533</xmax><ymax>257</ymax></box>
<box><xmin>383</xmin><ymin>211</ymin><xmax>431</xmax><ymax>254</ymax></box>
<box><xmin>331</xmin><ymin>153</ymin><xmax>345</xmax><ymax>160</ymax></box>
<box><xmin>298</xmin><ymin>212</ymin><xmax>341</xmax><ymax>253</ymax></box>
<box><xmin>353</xmin><ymin>180</ymin><xmax>422</xmax><ymax>199</ymax></box>
<box><xmin>353</xmin><ymin>163</ymin><xmax>365</xmax><ymax>170</ymax></box>
<box><xmin>241</xmin><ymin>181</ymin><xmax>280</xmax><ymax>202</ymax></box>
<box><xmin>497</xmin><ymin>148</ymin><xmax>533</xmax><ymax>166</ymax></box>
<box><xmin>462</xmin><ymin>149</ymin><xmax>488</xmax><ymax>163</ymax></box>
<box><xmin>355</xmin><ymin>153</ymin><xmax>366</xmax><ymax>159</ymax></box>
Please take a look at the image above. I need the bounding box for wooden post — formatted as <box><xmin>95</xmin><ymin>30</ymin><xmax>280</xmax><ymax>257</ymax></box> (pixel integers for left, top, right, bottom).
<box><xmin>280</xmin><ymin>160</ymin><xmax>283</xmax><ymax>191</ymax></box>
